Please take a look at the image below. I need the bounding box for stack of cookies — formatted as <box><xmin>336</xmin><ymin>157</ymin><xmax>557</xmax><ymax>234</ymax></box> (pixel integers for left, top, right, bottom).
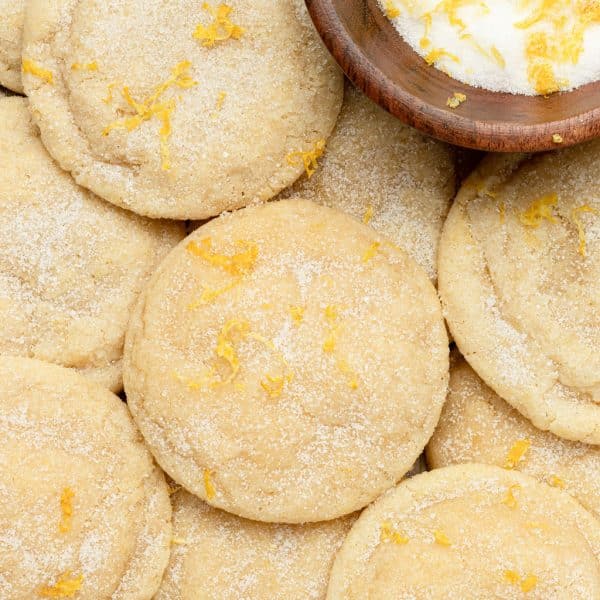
<box><xmin>0</xmin><ymin>1</ymin><xmax>598</xmax><ymax>598</ymax></box>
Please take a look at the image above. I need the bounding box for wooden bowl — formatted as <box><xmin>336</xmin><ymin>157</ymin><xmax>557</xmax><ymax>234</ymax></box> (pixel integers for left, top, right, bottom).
<box><xmin>306</xmin><ymin>0</ymin><xmax>600</xmax><ymax>152</ymax></box>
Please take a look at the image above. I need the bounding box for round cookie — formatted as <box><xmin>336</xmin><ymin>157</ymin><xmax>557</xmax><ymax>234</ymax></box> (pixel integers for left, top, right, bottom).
<box><xmin>21</xmin><ymin>0</ymin><xmax>343</xmax><ymax>219</ymax></box>
<box><xmin>0</xmin><ymin>357</ymin><xmax>172</xmax><ymax>599</ymax></box>
<box><xmin>0</xmin><ymin>97</ymin><xmax>184</xmax><ymax>391</ymax></box>
<box><xmin>0</xmin><ymin>0</ymin><xmax>23</xmax><ymax>93</ymax></box>
<box><xmin>427</xmin><ymin>353</ymin><xmax>600</xmax><ymax>518</ymax></box>
<box><xmin>279</xmin><ymin>82</ymin><xmax>456</xmax><ymax>281</ymax></box>
<box><xmin>327</xmin><ymin>463</ymin><xmax>600</xmax><ymax>599</ymax></box>
<box><xmin>156</xmin><ymin>490</ymin><xmax>355</xmax><ymax>599</ymax></box>
<box><xmin>438</xmin><ymin>147</ymin><xmax>600</xmax><ymax>444</ymax></box>
<box><xmin>124</xmin><ymin>199</ymin><xmax>449</xmax><ymax>523</ymax></box>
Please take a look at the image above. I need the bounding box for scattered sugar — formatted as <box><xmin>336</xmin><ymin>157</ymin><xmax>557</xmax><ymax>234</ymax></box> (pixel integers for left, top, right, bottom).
<box><xmin>380</xmin><ymin>0</ymin><xmax>600</xmax><ymax>95</ymax></box>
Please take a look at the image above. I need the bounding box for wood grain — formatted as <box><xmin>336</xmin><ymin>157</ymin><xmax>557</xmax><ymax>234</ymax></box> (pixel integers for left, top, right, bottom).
<box><xmin>306</xmin><ymin>0</ymin><xmax>600</xmax><ymax>152</ymax></box>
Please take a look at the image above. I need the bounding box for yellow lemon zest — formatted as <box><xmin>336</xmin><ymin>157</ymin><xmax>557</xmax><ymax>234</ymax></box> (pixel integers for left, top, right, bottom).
<box><xmin>287</xmin><ymin>139</ymin><xmax>326</xmax><ymax>179</ymax></box>
<box><xmin>434</xmin><ymin>530</ymin><xmax>452</xmax><ymax>546</ymax></box>
<box><xmin>323</xmin><ymin>305</ymin><xmax>340</xmax><ymax>353</ymax></box>
<box><xmin>216</xmin><ymin>91</ymin><xmax>227</xmax><ymax>110</ymax></box>
<box><xmin>289</xmin><ymin>305</ymin><xmax>305</xmax><ymax>325</ymax></box>
<box><xmin>194</xmin><ymin>3</ymin><xmax>244</xmax><ymax>47</ymax></box>
<box><xmin>260</xmin><ymin>373</ymin><xmax>294</xmax><ymax>399</ymax></box>
<box><xmin>571</xmin><ymin>204</ymin><xmax>598</xmax><ymax>257</ymax></box>
<box><xmin>362</xmin><ymin>242</ymin><xmax>381</xmax><ymax>263</ymax></box>
<box><xmin>363</xmin><ymin>204</ymin><xmax>374</xmax><ymax>224</ymax></box>
<box><xmin>518</xmin><ymin>194</ymin><xmax>558</xmax><ymax>228</ymax></box>
<box><xmin>58</xmin><ymin>487</ymin><xmax>74</xmax><ymax>534</ymax></box>
<box><xmin>425</xmin><ymin>48</ymin><xmax>460</xmax><ymax>65</ymax></box>
<box><xmin>504</xmin><ymin>570</ymin><xmax>521</xmax><ymax>585</ymax></box>
<box><xmin>548</xmin><ymin>474</ymin><xmax>566</xmax><ymax>489</ymax></box>
<box><xmin>102</xmin><ymin>61</ymin><xmax>197</xmax><ymax>171</ymax></box>
<box><xmin>203</xmin><ymin>469</ymin><xmax>216</xmax><ymax>500</ymax></box>
<box><xmin>188</xmin><ymin>279</ymin><xmax>240</xmax><ymax>309</ymax></box>
<box><xmin>504</xmin><ymin>439</ymin><xmax>531</xmax><ymax>469</ymax></box>
<box><xmin>521</xmin><ymin>574</ymin><xmax>538</xmax><ymax>592</ymax></box>
<box><xmin>22</xmin><ymin>59</ymin><xmax>53</xmax><ymax>84</ymax></box>
<box><xmin>446</xmin><ymin>91</ymin><xmax>467</xmax><ymax>108</ymax></box>
<box><xmin>501</xmin><ymin>484</ymin><xmax>520</xmax><ymax>509</ymax></box>
<box><xmin>103</xmin><ymin>82</ymin><xmax>118</xmax><ymax>104</ymax></box>
<box><xmin>186</xmin><ymin>237</ymin><xmax>258</xmax><ymax>276</ymax></box>
<box><xmin>385</xmin><ymin>0</ymin><xmax>401</xmax><ymax>18</ymax></box>
<box><xmin>172</xmin><ymin>369</ymin><xmax>218</xmax><ymax>391</ymax></box>
<box><xmin>39</xmin><ymin>572</ymin><xmax>83</xmax><ymax>598</ymax></box>
<box><xmin>380</xmin><ymin>521</ymin><xmax>409</xmax><ymax>545</ymax></box>
<box><xmin>71</xmin><ymin>61</ymin><xmax>98</xmax><ymax>72</ymax></box>
<box><xmin>552</xmin><ymin>133</ymin><xmax>563</xmax><ymax>143</ymax></box>
<box><xmin>336</xmin><ymin>358</ymin><xmax>359</xmax><ymax>390</ymax></box>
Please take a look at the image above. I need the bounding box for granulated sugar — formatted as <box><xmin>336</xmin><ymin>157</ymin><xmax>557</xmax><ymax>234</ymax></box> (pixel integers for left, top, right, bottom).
<box><xmin>381</xmin><ymin>0</ymin><xmax>600</xmax><ymax>95</ymax></box>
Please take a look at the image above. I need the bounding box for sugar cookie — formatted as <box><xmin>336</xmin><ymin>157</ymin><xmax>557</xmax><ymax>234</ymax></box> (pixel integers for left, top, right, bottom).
<box><xmin>21</xmin><ymin>0</ymin><xmax>343</xmax><ymax>219</ymax></box>
<box><xmin>0</xmin><ymin>0</ymin><xmax>23</xmax><ymax>93</ymax></box>
<box><xmin>156</xmin><ymin>490</ymin><xmax>355</xmax><ymax>599</ymax></box>
<box><xmin>327</xmin><ymin>463</ymin><xmax>600</xmax><ymax>599</ymax></box>
<box><xmin>0</xmin><ymin>97</ymin><xmax>184</xmax><ymax>391</ymax></box>
<box><xmin>439</xmin><ymin>147</ymin><xmax>600</xmax><ymax>444</ymax></box>
<box><xmin>124</xmin><ymin>199</ymin><xmax>449</xmax><ymax>523</ymax></box>
<box><xmin>0</xmin><ymin>357</ymin><xmax>172</xmax><ymax>599</ymax></box>
<box><xmin>427</xmin><ymin>354</ymin><xmax>600</xmax><ymax>519</ymax></box>
<box><xmin>279</xmin><ymin>83</ymin><xmax>455</xmax><ymax>281</ymax></box>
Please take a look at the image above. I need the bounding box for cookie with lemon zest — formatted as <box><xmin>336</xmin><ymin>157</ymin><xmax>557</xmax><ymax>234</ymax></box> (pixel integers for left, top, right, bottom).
<box><xmin>326</xmin><ymin>464</ymin><xmax>600</xmax><ymax>599</ymax></box>
<box><xmin>427</xmin><ymin>353</ymin><xmax>600</xmax><ymax>519</ymax></box>
<box><xmin>124</xmin><ymin>199</ymin><xmax>447</xmax><ymax>522</ymax></box>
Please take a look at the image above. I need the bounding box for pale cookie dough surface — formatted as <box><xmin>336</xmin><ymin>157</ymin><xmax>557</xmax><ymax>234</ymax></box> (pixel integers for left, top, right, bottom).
<box><xmin>0</xmin><ymin>0</ymin><xmax>23</xmax><ymax>93</ymax></box>
<box><xmin>327</xmin><ymin>464</ymin><xmax>600</xmax><ymax>599</ymax></box>
<box><xmin>0</xmin><ymin>97</ymin><xmax>184</xmax><ymax>392</ymax></box>
<box><xmin>0</xmin><ymin>357</ymin><xmax>172</xmax><ymax>600</ymax></box>
<box><xmin>438</xmin><ymin>147</ymin><xmax>600</xmax><ymax>444</ymax></box>
<box><xmin>124</xmin><ymin>199</ymin><xmax>449</xmax><ymax>523</ymax></box>
<box><xmin>427</xmin><ymin>353</ymin><xmax>600</xmax><ymax>519</ymax></box>
<box><xmin>279</xmin><ymin>83</ymin><xmax>456</xmax><ymax>281</ymax></box>
<box><xmin>156</xmin><ymin>490</ymin><xmax>355</xmax><ymax>600</ymax></box>
<box><xmin>21</xmin><ymin>0</ymin><xmax>343</xmax><ymax>219</ymax></box>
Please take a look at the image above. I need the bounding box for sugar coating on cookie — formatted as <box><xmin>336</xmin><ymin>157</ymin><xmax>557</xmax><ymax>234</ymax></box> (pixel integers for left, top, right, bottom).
<box><xmin>124</xmin><ymin>199</ymin><xmax>449</xmax><ymax>523</ymax></box>
<box><xmin>327</xmin><ymin>464</ymin><xmax>600</xmax><ymax>599</ymax></box>
<box><xmin>0</xmin><ymin>0</ymin><xmax>23</xmax><ymax>93</ymax></box>
<box><xmin>439</xmin><ymin>146</ymin><xmax>600</xmax><ymax>444</ymax></box>
<box><xmin>21</xmin><ymin>0</ymin><xmax>343</xmax><ymax>219</ymax></box>
<box><xmin>0</xmin><ymin>357</ymin><xmax>172</xmax><ymax>599</ymax></box>
<box><xmin>279</xmin><ymin>83</ymin><xmax>456</xmax><ymax>281</ymax></box>
<box><xmin>0</xmin><ymin>97</ymin><xmax>184</xmax><ymax>391</ymax></box>
<box><xmin>427</xmin><ymin>353</ymin><xmax>600</xmax><ymax>519</ymax></box>
<box><xmin>156</xmin><ymin>490</ymin><xmax>355</xmax><ymax>599</ymax></box>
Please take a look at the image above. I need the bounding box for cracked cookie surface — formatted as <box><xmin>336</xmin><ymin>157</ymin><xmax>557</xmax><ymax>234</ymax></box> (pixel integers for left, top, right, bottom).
<box><xmin>327</xmin><ymin>464</ymin><xmax>600</xmax><ymax>599</ymax></box>
<box><xmin>0</xmin><ymin>97</ymin><xmax>184</xmax><ymax>391</ymax></box>
<box><xmin>439</xmin><ymin>147</ymin><xmax>600</xmax><ymax>444</ymax></box>
<box><xmin>21</xmin><ymin>0</ymin><xmax>343</xmax><ymax>219</ymax></box>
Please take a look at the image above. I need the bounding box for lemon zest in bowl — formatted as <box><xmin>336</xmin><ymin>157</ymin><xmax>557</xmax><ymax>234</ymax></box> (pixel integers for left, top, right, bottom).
<box><xmin>194</xmin><ymin>3</ymin><xmax>244</xmax><ymax>47</ymax></box>
<box><xmin>434</xmin><ymin>530</ymin><xmax>452</xmax><ymax>546</ymax></box>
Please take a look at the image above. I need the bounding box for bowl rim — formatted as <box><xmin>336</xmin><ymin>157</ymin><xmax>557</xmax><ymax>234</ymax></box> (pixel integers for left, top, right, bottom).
<box><xmin>306</xmin><ymin>0</ymin><xmax>600</xmax><ymax>152</ymax></box>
